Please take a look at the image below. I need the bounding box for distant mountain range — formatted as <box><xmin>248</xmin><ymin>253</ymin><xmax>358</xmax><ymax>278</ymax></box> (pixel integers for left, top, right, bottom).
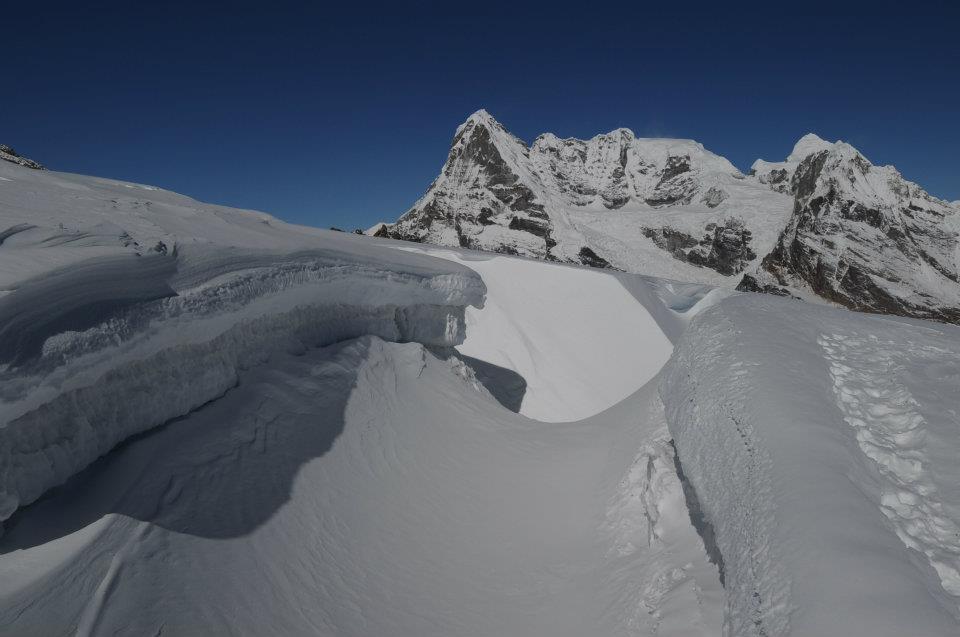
<box><xmin>377</xmin><ymin>110</ymin><xmax>960</xmax><ymax>323</ymax></box>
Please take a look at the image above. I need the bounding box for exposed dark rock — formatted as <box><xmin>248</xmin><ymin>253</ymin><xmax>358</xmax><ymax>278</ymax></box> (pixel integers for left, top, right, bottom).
<box><xmin>657</xmin><ymin>155</ymin><xmax>691</xmax><ymax>186</ymax></box>
<box><xmin>477</xmin><ymin>209</ymin><xmax>496</xmax><ymax>225</ymax></box>
<box><xmin>602</xmin><ymin>193</ymin><xmax>631</xmax><ymax>209</ymax></box>
<box><xmin>745</xmin><ymin>145</ymin><xmax>960</xmax><ymax>324</ymax></box>
<box><xmin>644</xmin><ymin>218</ymin><xmax>756</xmax><ymax>275</ymax></box>
<box><xmin>578</xmin><ymin>246</ymin><xmax>613</xmax><ymax>269</ymax></box>
<box><xmin>0</xmin><ymin>144</ymin><xmax>44</xmax><ymax>170</ymax></box>
<box><xmin>642</xmin><ymin>226</ymin><xmax>699</xmax><ymax>256</ymax></box>
<box><xmin>701</xmin><ymin>187</ymin><xmax>728</xmax><ymax>208</ymax></box>
<box><xmin>736</xmin><ymin>273</ymin><xmax>795</xmax><ymax>297</ymax></box>
<box><xmin>687</xmin><ymin>218</ymin><xmax>757</xmax><ymax>275</ymax></box>
<box><xmin>644</xmin><ymin>192</ymin><xmax>693</xmax><ymax>207</ymax></box>
<box><xmin>508</xmin><ymin>215</ymin><xmax>551</xmax><ymax>239</ymax></box>
<box><xmin>754</xmin><ymin>167</ymin><xmax>791</xmax><ymax>193</ymax></box>
<box><xmin>385</xmin><ymin>111</ymin><xmax>960</xmax><ymax>323</ymax></box>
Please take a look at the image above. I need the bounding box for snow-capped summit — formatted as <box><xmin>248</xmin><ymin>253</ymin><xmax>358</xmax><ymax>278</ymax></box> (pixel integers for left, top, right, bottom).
<box><xmin>382</xmin><ymin>113</ymin><xmax>960</xmax><ymax>324</ymax></box>
<box><xmin>741</xmin><ymin>137</ymin><xmax>960</xmax><ymax>322</ymax></box>
<box><xmin>787</xmin><ymin>132</ymin><xmax>834</xmax><ymax>162</ymax></box>
<box><xmin>750</xmin><ymin>132</ymin><xmax>836</xmax><ymax>194</ymax></box>
<box><xmin>385</xmin><ymin>110</ymin><xmax>783</xmax><ymax>277</ymax></box>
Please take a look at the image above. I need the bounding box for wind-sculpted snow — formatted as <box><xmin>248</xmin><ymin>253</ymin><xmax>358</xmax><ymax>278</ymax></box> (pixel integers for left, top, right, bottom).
<box><xmin>5</xmin><ymin>141</ymin><xmax>959</xmax><ymax>635</ymax></box>
<box><xmin>0</xmin><ymin>248</ymin><xmax>484</xmax><ymax>528</ymax></box>
<box><xmin>0</xmin><ymin>336</ymin><xmax>723</xmax><ymax>636</ymax></box>
<box><xmin>0</xmin><ymin>156</ymin><xmax>486</xmax><ymax>528</ymax></box>
<box><xmin>819</xmin><ymin>331</ymin><xmax>960</xmax><ymax>604</ymax></box>
<box><xmin>394</xmin><ymin>246</ymin><xmax>675</xmax><ymax>422</ymax></box>
<box><xmin>0</xmin><ymin>252</ymin><xmax>177</xmax><ymax>366</ymax></box>
<box><xmin>663</xmin><ymin>293</ymin><xmax>960</xmax><ymax>635</ymax></box>
<box><xmin>661</xmin><ymin>303</ymin><xmax>790</xmax><ymax>637</ymax></box>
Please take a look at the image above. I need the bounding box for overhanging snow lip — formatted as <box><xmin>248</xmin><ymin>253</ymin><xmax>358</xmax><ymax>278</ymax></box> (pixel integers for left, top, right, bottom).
<box><xmin>0</xmin><ymin>252</ymin><xmax>485</xmax><ymax>529</ymax></box>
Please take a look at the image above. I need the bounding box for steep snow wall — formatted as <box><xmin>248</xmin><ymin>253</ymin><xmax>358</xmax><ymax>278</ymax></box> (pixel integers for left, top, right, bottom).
<box><xmin>662</xmin><ymin>293</ymin><xmax>960</xmax><ymax>636</ymax></box>
<box><xmin>393</xmin><ymin>248</ymin><xmax>675</xmax><ymax>422</ymax></box>
<box><xmin>0</xmin><ymin>337</ymin><xmax>723</xmax><ymax>636</ymax></box>
<box><xmin>0</xmin><ymin>250</ymin><xmax>484</xmax><ymax>527</ymax></box>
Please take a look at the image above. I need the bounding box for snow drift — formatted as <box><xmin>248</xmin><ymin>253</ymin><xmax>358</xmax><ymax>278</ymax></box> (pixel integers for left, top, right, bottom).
<box><xmin>3</xmin><ymin>148</ymin><xmax>960</xmax><ymax>636</ymax></box>
<box><xmin>0</xmin><ymin>159</ymin><xmax>485</xmax><ymax>529</ymax></box>
<box><xmin>0</xmin><ymin>250</ymin><xmax>483</xmax><ymax>527</ymax></box>
<box><xmin>663</xmin><ymin>293</ymin><xmax>960</xmax><ymax>636</ymax></box>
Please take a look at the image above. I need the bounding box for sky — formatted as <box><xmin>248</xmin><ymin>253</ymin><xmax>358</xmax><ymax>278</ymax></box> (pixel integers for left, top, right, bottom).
<box><xmin>3</xmin><ymin>0</ymin><xmax>958</xmax><ymax>230</ymax></box>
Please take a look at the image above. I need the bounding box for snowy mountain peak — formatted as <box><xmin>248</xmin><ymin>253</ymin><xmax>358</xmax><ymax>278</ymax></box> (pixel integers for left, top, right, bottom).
<box><xmin>787</xmin><ymin>132</ymin><xmax>834</xmax><ymax>162</ymax></box>
<box><xmin>463</xmin><ymin>107</ymin><xmax>495</xmax><ymax>125</ymax></box>
<box><xmin>454</xmin><ymin>109</ymin><xmax>522</xmax><ymax>146</ymax></box>
<box><xmin>741</xmin><ymin>133</ymin><xmax>960</xmax><ymax>323</ymax></box>
<box><xmin>751</xmin><ymin>133</ymin><xmax>837</xmax><ymax>194</ymax></box>
<box><xmin>386</xmin><ymin>110</ymin><xmax>765</xmax><ymax>269</ymax></box>
<box><xmin>384</xmin><ymin>110</ymin><xmax>960</xmax><ymax>325</ymax></box>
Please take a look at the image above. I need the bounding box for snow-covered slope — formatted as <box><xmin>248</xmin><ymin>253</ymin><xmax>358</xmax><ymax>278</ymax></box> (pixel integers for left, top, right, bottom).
<box><xmin>0</xmin><ymin>158</ymin><xmax>485</xmax><ymax>526</ymax></box>
<box><xmin>664</xmin><ymin>292</ymin><xmax>960</xmax><ymax>636</ymax></box>
<box><xmin>0</xmin><ymin>158</ymin><xmax>726</xmax><ymax>634</ymax></box>
<box><xmin>0</xmin><ymin>333</ymin><xmax>726</xmax><ymax>636</ymax></box>
<box><xmin>3</xmin><ymin>147</ymin><xmax>960</xmax><ymax>637</ymax></box>
<box><xmin>395</xmin><ymin>247</ymin><xmax>675</xmax><ymax>421</ymax></box>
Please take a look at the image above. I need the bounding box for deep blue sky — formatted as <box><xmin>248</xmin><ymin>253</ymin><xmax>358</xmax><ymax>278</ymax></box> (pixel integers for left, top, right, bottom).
<box><xmin>3</xmin><ymin>1</ymin><xmax>958</xmax><ymax>229</ymax></box>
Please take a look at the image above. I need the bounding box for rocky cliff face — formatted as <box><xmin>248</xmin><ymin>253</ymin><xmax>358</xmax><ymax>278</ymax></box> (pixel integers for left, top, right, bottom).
<box><xmin>0</xmin><ymin>145</ymin><xmax>43</xmax><ymax>170</ymax></box>
<box><xmin>385</xmin><ymin>110</ymin><xmax>765</xmax><ymax>271</ymax></box>
<box><xmin>739</xmin><ymin>140</ymin><xmax>960</xmax><ymax>322</ymax></box>
<box><xmin>387</xmin><ymin>111</ymin><xmax>556</xmax><ymax>258</ymax></box>
<box><xmin>382</xmin><ymin>111</ymin><xmax>960</xmax><ymax>324</ymax></box>
<box><xmin>643</xmin><ymin>218</ymin><xmax>757</xmax><ymax>276</ymax></box>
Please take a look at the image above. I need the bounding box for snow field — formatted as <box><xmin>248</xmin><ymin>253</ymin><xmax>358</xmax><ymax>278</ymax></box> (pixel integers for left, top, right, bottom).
<box><xmin>663</xmin><ymin>293</ymin><xmax>960</xmax><ymax>636</ymax></box>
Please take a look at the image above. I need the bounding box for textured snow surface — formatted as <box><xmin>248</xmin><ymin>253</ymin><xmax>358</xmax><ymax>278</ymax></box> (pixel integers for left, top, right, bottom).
<box><xmin>0</xmin><ymin>159</ymin><xmax>485</xmax><ymax>525</ymax></box>
<box><xmin>3</xmin><ymin>152</ymin><xmax>960</xmax><ymax>636</ymax></box>
<box><xmin>663</xmin><ymin>293</ymin><xmax>960</xmax><ymax>636</ymax></box>
<box><xmin>0</xmin><ymin>159</ymin><xmax>724</xmax><ymax>635</ymax></box>
<box><xmin>0</xmin><ymin>337</ymin><xmax>724</xmax><ymax>636</ymax></box>
<box><xmin>396</xmin><ymin>247</ymin><xmax>674</xmax><ymax>421</ymax></box>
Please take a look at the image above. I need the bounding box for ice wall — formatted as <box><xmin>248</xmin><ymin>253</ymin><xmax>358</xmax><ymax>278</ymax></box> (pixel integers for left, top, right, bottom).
<box><xmin>0</xmin><ymin>249</ymin><xmax>484</xmax><ymax>528</ymax></box>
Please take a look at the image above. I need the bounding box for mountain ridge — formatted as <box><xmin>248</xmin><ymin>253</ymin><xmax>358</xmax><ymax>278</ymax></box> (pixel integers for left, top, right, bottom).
<box><xmin>380</xmin><ymin>110</ymin><xmax>960</xmax><ymax>324</ymax></box>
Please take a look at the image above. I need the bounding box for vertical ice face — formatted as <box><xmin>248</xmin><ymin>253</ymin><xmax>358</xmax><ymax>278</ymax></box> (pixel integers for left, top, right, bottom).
<box><xmin>0</xmin><ymin>157</ymin><xmax>488</xmax><ymax>529</ymax></box>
